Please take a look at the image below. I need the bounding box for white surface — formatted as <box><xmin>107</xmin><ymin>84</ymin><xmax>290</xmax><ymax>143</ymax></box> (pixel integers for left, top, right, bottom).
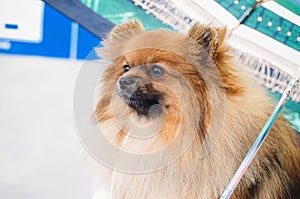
<box><xmin>0</xmin><ymin>55</ymin><xmax>93</xmax><ymax>199</ymax></box>
<box><xmin>0</xmin><ymin>0</ymin><xmax>44</xmax><ymax>42</ymax></box>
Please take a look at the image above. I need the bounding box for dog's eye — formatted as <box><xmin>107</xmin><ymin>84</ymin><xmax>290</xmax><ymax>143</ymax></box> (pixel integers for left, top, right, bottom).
<box><xmin>150</xmin><ymin>65</ymin><xmax>165</xmax><ymax>77</ymax></box>
<box><xmin>123</xmin><ymin>65</ymin><xmax>131</xmax><ymax>73</ymax></box>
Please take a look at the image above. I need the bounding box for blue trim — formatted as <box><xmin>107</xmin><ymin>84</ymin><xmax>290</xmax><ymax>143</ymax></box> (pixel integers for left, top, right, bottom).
<box><xmin>5</xmin><ymin>24</ymin><xmax>19</xmax><ymax>30</ymax></box>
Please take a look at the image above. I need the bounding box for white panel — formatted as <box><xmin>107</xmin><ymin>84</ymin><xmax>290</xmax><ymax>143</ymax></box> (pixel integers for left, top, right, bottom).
<box><xmin>0</xmin><ymin>0</ymin><xmax>44</xmax><ymax>42</ymax></box>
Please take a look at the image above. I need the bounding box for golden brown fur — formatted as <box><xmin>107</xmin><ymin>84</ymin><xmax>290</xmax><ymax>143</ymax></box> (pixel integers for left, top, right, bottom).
<box><xmin>94</xmin><ymin>21</ymin><xmax>300</xmax><ymax>198</ymax></box>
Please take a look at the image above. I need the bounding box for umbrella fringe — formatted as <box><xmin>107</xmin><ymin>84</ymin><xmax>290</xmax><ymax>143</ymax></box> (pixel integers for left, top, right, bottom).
<box><xmin>131</xmin><ymin>0</ymin><xmax>195</xmax><ymax>31</ymax></box>
<box><xmin>233</xmin><ymin>50</ymin><xmax>300</xmax><ymax>103</ymax></box>
<box><xmin>131</xmin><ymin>0</ymin><xmax>300</xmax><ymax>103</ymax></box>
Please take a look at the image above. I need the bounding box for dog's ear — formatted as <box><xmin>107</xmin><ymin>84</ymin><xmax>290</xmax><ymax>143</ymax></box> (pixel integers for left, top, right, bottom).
<box><xmin>109</xmin><ymin>20</ymin><xmax>144</xmax><ymax>41</ymax></box>
<box><xmin>188</xmin><ymin>23</ymin><xmax>222</xmax><ymax>61</ymax></box>
<box><xmin>188</xmin><ymin>24</ymin><xmax>245</xmax><ymax>95</ymax></box>
<box><xmin>97</xmin><ymin>21</ymin><xmax>144</xmax><ymax>60</ymax></box>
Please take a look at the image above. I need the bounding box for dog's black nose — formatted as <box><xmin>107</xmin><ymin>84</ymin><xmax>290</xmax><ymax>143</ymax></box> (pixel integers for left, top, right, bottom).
<box><xmin>119</xmin><ymin>77</ymin><xmax>134</xmax><ymax>87</ymax></box>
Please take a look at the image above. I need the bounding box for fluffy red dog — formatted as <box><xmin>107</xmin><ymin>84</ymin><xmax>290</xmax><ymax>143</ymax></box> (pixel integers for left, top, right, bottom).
<box><xmin>94</xmin><ymin>21</ymin><xmax>300</xmax><ymax>198</ymax></box>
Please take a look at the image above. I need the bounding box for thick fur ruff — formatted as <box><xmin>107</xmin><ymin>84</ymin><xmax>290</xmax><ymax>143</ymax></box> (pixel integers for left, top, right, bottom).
<box><xmin>94</xmin><ymin>21</ymin><xmax>300</xmax><ymax>198</ymax></box>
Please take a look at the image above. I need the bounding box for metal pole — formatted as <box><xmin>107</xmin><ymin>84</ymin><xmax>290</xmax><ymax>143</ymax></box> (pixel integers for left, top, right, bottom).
<box><xmin>221</xmin><ymin>66</ymin><xmax>300</xmax><ymax>199</ymax></box>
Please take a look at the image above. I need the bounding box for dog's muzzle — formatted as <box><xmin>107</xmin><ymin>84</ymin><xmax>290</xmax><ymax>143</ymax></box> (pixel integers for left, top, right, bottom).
<box><xmin>116</xmin><ymin>76</ymin><xmax>164</xmax><ymax>117</ymax></box>
<box><xmin>117</xmin><ymin>77</ymin><xmax>137</xmax><ymax>103</ymax></box>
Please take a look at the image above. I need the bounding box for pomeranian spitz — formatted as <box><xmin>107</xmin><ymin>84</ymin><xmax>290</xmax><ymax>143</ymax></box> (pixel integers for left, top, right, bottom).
<box><xmin>93</xmin><ymin>21</ymin><xmax>300</xmax><ymax>198</ymax></box>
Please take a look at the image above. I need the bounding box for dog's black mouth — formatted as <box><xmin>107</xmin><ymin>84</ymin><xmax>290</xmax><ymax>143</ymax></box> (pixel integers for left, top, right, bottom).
<box><xmin>118</xmin><ymin>86</ymin><xmax>164</xmax><ymax>118</ymax></box>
